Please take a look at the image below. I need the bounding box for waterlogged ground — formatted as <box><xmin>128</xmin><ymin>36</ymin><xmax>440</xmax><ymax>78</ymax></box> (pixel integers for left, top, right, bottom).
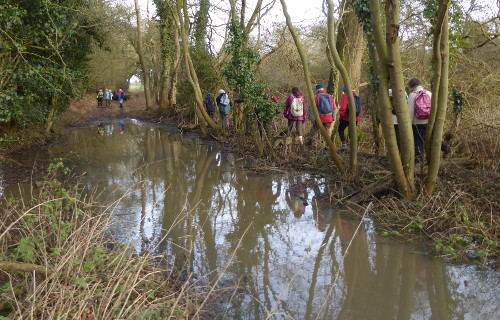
<box><xmin>1</xmin><ymin>121</ymin><xmax>499</xmax><ymax>319</ymax></box>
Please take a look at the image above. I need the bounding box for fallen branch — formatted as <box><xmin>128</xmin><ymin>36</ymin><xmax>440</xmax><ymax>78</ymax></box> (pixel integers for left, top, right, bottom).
<box><xmin>177</xmin><ymin>123</ymin><xmax>198</xmax><ymax>131</ymax></box>
<box><xmin>345</xmin><ymin>177</ymin><xmax>394</xmax><ymax>204</ymax></box>
<box><xmin>0</xmin><ymin>261</ymin><xmax>53</xmax><ymax>277</ymax></box>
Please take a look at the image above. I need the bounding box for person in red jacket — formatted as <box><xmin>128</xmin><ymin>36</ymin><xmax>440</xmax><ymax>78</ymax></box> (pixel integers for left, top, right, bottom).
<box><xmin>307</xmin><ymin>84</ymin><xmax>336</xmax><ymax>145</ymax></box>
<box><xmin>338</xmin><ymin>86</ymin><xmax>361</xmax><ymax>151</ymax></box>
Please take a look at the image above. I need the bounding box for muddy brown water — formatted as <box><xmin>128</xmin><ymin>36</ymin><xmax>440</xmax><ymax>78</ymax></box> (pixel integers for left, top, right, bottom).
<box><xmin>1</xmin><ymin>121</ymin><xmax>498</xmax><ymax>319</ymax></box>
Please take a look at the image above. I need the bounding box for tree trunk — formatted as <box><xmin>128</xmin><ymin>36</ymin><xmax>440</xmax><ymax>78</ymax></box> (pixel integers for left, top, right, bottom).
<box><xmin>364</xmin><ymin>35</ymin><xmax>385</xmax><ymax>156</ymax></box>
<box><xmin>425</xmin><ymin>0</ymin><xmax>450</xmax><ymax>194</ymax></box>
<box><xmin>369</xmin><ymin>80</ymin><xmax>385</xmax><ymax>156</ymax></box>
<box><xmin>169</xmin><ymin>24</ymin><xmax>181</xmax><ymax>109</ymax></box>
<box><xmin>134</xmin><ymin>0</ymin><xmax>153</xmax><ymax>110</ymax></box>
<box><xmin>335</xmin><ymin>2</ymin><xmax>364</xmax><ymax>93</ymax></box>
<box><xmin>280</xmin><ymin>0</ymin><xmax>345</xmax><ymax>174</ymax></box>
<box><xmin>45</xmin><ymin>106</ymin><xmax>56</xmax><ymax>134</ymax></box>
<box><xmin>327</xmin><ymin>0</ymin><xmax>358</xmax><ymax>174</ymax></box>
<box><xmin>157</xmin><ymin>8</ymin><xmax>172</xmax><ymax>111</ymax></box>
<box><xmin>385</xmin><ymin>0</ymin><xmax>415</xmax><ymax>186</ymax></box>
<box><xmin>194</xmin><ymin>0</ymin><xmax>210</xmax><ymax>50</ymax></box>
<box><xmin>369</xmin><ymin>0</ymin><xmax>413</xmax><ymax>198</ymax></box>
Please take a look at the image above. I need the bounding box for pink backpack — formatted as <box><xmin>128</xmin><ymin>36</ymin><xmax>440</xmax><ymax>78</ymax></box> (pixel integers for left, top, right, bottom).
<box><xmin>413</xmin><ymin>90</ymin><xmax>431</xmax><ymax>119</ymax></box>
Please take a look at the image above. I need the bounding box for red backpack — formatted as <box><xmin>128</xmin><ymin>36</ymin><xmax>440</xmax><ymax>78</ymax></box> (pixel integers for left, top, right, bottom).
<box><xmin>413</xmin><ymin>90</ymin><xmax>431</xmax><ymax>119</ymax></box>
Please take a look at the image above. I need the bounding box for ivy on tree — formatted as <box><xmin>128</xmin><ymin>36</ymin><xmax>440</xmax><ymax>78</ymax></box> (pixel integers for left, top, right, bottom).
<box><xmin>223</xmin><ymin>21</ymin><xmax>280</xmax><ymax>125</ymax></box>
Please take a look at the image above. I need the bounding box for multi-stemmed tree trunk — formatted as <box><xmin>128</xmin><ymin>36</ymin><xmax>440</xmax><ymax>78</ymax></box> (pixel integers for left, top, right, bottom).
<box><xmin>385</xmin><ymin>0</ymin><xmax>415</xmax><ymax>187</ymax></box>
<box><xmin>368</xmin><ymin>0</ymin><xmax>414</xmax><ymax>198</ymax></box>
<box><xmin>174</xmin><ymin>0</ymin><xmax>220</xmax><ymax>136</ymax></box>
<box><xmin>280</xmin><ymin>0</ymin><xmax>346</xmax><ymax>174</ymax></box>
<box><xmin>326</xmin><ymin>0</ymin><xmax>358</xmax><ymax>174</ymax></box>
<box><xmin>425</xmin><ymin>0</ymin><xmax>451</xmax><ymax>194</ymax></box>
<box><xmin>133</xmin><ymin>0</ymin><xmax>153</xmax><ymax>110</ymax></box>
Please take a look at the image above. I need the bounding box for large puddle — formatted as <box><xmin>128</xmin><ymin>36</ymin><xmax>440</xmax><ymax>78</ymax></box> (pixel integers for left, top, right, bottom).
<box><xmin>1</xmin><ymin>121</ymin><xmax>498</xmax><ymax>319</ymax></box>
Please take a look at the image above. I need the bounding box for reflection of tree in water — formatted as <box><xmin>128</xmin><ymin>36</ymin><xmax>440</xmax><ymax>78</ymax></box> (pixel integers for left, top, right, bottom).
<box><xmin>53</xmin><ymin>124</ymin><xmax>497</xmax><ymax>320</ymax></box>
<box><xmin>223</xmin><ymin>169</ymin><xmax>292</xmax><ymax>319</ymax></box>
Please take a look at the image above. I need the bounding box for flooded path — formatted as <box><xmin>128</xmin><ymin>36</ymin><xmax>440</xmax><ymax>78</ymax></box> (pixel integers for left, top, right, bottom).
<box><xmin>1</xmin><ymin>121</ymin><xmax>498</xmax><ymax>319</ymax></box>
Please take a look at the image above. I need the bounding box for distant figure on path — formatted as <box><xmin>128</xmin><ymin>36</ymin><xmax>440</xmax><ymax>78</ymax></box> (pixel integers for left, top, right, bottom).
<box><xmin>105</xmin><ymin>89</ymin><xmax>113</xmax><ymax>106</ymax></box>
<box><xmin>119</xmin><ymin>121</ymin><xmax>125</xmax><ymax>134</ymax></box>
<box><xmin>97</xmin><ymin>88</ymin><xmax>104</xmax><ymax>107</ymax></box>
<box><xmin>117</xmin><ymin>89</ymin><xmax>125</xmax><ymax>108</ymax></box>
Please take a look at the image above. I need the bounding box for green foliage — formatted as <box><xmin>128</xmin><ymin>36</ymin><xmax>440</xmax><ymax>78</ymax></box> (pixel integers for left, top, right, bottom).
<box><xmin>141</xmin><ymin>309</ymin><xmax>161</xmax><ymax>319</ymax></box>
<box><xmin>47</xmin><ymin>158</ymin><xmax>70</xmax><ymax>175</ymax></box>
<box><xmin>74</xmin><ymin>278</ymin><xmax>88</xmax><ymax>288</ymax></box>
<box><xmin>190</xmin><ymin>47</ymin><xmax>218</xmax><ymax>92</ymax></box>
<box><xmin>13</xmin><ymin>237</ymin><xmax>36</xmax><ymax>263</ymax></box>
<box><xmin>0</xmin><ymin>134</ymin><xmax>19</xmax><ymax>147</ymax></box>
<box><xmin>193</xmin><ymin>0</ymin><xmax>210</xmax><ymax>50</ymax></box>
<box><xmin>241</xmin><ymin>80</ymin><xmax>281</xmax><ymax>125</ymax></box>
<box><xmin>423</xmin><ymin>0</ymin><xmax>465</xmax><ymax>64</ymax></box>
<box><xmin>351</xmin><ymin>0</ymin><xmax>372</xmax><ymax>36</ymax></box>
<box><xmin>0</xmin><ymin>0</ymin><xmax>102</xmax><ymax>127</ymax></box>
<box><xmin>222</xmin><ymin>21</ymin><xmax>260</xmax><ymax>91</ymax></box>
<box><xmin>222</xmin><ymin>21</ymin><xmax>280</xmax><ymax>126</ymax></box>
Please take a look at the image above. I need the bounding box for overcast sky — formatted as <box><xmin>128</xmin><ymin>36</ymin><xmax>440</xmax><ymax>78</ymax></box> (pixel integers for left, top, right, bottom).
<box><xmin>129</xmin><ymin>0</ymin><xmax>325</xmax><ymax>24</ymax></box>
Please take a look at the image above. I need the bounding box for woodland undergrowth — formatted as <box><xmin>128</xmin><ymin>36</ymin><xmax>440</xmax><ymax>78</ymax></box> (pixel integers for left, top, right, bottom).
<box><xmin>0</xmin><ymin>160</ymin><xmax>218</xmax><ymax>319</ymax></box>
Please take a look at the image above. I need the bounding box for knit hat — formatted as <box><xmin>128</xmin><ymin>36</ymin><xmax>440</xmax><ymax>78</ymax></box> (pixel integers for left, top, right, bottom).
<box><xmin>342</xmin><ymin>86</ymin><xmax>346</xmax><ymax>93</ymax></box>
<box><xmin>218</xmin><ymin>89</ymin><xmax>225</xmax><ymax>94</ymax></box>
<box><xmin>315</xmin><ymin>84</ymin><xmax>324</xmax><ymax>91</ymax></box>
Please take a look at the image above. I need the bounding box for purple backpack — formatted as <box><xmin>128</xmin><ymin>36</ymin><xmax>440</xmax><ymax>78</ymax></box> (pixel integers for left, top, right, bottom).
<box><xmin>413</xmin><ymin>90</ymin><xmax>431</xmax><ymax>119</ymax></box>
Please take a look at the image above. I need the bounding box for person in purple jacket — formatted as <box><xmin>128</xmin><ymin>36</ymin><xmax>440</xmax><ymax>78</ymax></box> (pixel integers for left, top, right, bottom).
<box><xmin>283</xmin><ymin>87</ymin><xmax>308</xmax><ymax>145</ymax></box>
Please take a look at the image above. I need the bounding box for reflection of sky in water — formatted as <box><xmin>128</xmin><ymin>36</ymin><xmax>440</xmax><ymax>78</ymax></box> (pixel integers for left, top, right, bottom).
<box><xmin>1</xmin><ymin>122</ymin><xmax>498</xmax><ymax>320</ymax></box>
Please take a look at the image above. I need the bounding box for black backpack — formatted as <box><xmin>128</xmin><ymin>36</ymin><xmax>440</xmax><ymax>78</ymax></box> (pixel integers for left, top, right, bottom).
<box><xmin>205</xmin><ymin>93</ymin><xmax>215</xmax><ymax>113</ymax></box>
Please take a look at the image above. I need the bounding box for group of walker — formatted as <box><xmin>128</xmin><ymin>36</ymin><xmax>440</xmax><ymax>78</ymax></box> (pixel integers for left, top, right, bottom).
<box><xmin>206</xmin><ymin>77</ymin><xmax>431</xmax><ymax>158</ymax></box>
<box><xmin>96</xmin><ymin>88</ymin><xmax>125</xmax><ymax>108</ymax></box>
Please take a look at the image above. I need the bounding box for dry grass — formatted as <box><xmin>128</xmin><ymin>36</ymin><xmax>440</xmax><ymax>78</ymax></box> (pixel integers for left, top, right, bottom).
<box><xmin>371</xmin><ymin>178</ymin><xmax>499</xmax><ymax>268</ymax></box>
<box><xmin>0</xmin><ymin>163</ymin><xmax>223</xmax><ymax>319</ymax></box>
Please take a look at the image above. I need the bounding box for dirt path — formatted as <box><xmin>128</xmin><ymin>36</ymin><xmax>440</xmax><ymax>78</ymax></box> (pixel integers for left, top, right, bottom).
<box><xmin>62</xmin><ymin>91</ymin><xmax>154</xmax><ymax>126</ymax></box>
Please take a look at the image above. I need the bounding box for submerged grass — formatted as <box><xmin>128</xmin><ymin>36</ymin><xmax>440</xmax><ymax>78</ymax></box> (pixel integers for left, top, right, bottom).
<box><xmin>0</xmin><ymin>162</ymin><xmax>216</xmax><ymax>319</ymax></box>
